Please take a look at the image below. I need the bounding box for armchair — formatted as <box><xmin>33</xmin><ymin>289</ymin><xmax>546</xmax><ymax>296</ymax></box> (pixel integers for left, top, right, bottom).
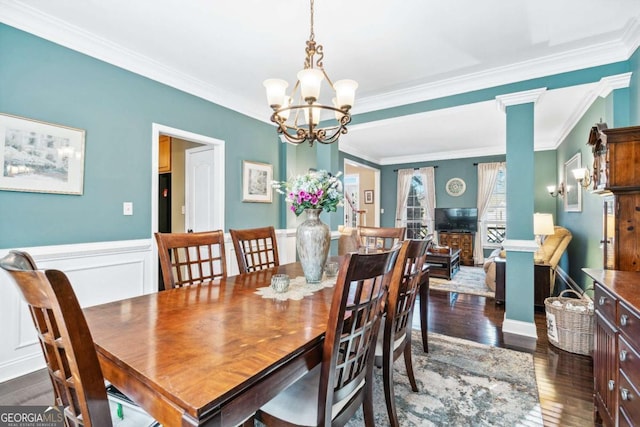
<box><xmin>483</xmin><ymin>226</ymin><xmax>572</xmax><ymax>301</ymax></box>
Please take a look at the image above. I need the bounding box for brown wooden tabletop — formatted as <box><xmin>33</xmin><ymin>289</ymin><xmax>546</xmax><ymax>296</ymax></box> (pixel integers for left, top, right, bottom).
<box><xmin>84</xmin><ymin>262</ymin><xmax>333</xmax><ymax>427</ymax></box>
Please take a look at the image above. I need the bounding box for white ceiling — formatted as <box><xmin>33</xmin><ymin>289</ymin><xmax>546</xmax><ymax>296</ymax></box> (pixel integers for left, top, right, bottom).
<box><xmin>2</xmin><ymin>0</ymin><xmax>640</xmax><ymax>164</ymax></box>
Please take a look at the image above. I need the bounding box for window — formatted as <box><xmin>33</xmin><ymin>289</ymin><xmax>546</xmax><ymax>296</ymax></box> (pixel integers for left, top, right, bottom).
<box><xmin>482</xmin><ymin>166</ymin><xmax>506</xmax><ymax>247</ymax></box>
<box><xmin>405</xmin><ymin>175</ymin><xmax>427</xmax><ymax>239</ymax></box>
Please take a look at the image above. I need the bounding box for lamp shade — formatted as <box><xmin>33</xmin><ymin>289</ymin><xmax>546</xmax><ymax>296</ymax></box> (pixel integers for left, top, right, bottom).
<box><xmin>533</xmin><ymin>213</ymin><xmax>554</xmax><ymax>236</ymax></box>
<box><xmin>334</xmin><ymin>79</ymin><xmax>358</xmax><ymax>109</ymax></box>
<box><xmin>297</xmin><ymin>69</ymin><xmax>324</xmax><ymax>101</ymax></box>
<box><xmin>572</xmin><ymin>168</ymin><xmax>588</xmax><ymax>181</ymax></box>
<box><xmin>263</xmin><ymin>79</ymin><xmax>288</xmax><ymax>108</ymax></box>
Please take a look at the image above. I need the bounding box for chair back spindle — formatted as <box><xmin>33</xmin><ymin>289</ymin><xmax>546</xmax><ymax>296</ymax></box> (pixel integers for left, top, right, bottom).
<box><xmin>155</xmin><ymin>230</ymin><xmax>227</xmax><ymax>290</ymax></box>
<box><xmin>229</xmin><ymin>226</ymin><xmax>280</xmax><ymax>274</ymax></box>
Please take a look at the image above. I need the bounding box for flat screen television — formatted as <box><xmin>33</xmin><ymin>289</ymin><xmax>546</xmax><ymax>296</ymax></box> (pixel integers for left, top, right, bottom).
<box><xmin>434</xmin><ymin>207</ymin><xmax>478</xmax><ymax>232</ymax></box>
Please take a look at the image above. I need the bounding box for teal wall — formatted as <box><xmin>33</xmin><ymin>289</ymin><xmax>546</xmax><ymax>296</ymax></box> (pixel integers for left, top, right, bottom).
<box><xmin>0</xmin><ymin>24</ymin><xmax>280</xmax><ymax>248</ymax></box>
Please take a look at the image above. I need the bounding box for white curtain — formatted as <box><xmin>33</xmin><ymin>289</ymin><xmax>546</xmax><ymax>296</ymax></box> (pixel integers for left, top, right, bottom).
<box><xmin>474</xmin><ymin>162</ymin><xmax>504</xmax><ymax>264</ymax></box>
<box><xmin>417</xmin><ymin>167</ymin><xmax>436</xmax><ymax>236</ymax></box>
<box><xmin>395</xmin><ymin>169</ymin><xmax>414</xmax><ymax>227</ymax></box>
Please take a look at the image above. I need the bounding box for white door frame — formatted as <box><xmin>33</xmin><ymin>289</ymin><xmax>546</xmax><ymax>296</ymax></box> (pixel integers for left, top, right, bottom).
<box><xmin>151</xmin><ymin>123</ymin><xmax>225</xmax><ymax>289</ymax></box>
<box><xmin>343</xmin><ymin>158</ymin><xmax>381</xmax><ymax>227</ymax></box>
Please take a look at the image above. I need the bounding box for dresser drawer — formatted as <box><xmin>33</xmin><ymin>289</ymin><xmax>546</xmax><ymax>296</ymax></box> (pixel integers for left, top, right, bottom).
<box><xmin>619</xmin><ymin>335</ymin><xmax>640</xmax><ymax>393</ymax></box>
<box><xmin>619</xmin><ymin>370</ymin><xmax>640</xmax><ymax>426</ymax></box>
<box><xmin>595</xmin><ymin>283</ymin><xmax>617</xmax><ymax>325</ymax></box>
<box><xmin>618</xmin><ymin>301</ymin><xmax>640</xmax><ymax>343</ymax></box>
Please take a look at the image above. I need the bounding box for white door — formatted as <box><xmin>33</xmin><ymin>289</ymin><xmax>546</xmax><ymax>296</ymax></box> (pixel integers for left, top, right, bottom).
<box><xmin>185</xmin><ymin>146</ymin><xmax>220</xmax><ymax>232</ymax></box>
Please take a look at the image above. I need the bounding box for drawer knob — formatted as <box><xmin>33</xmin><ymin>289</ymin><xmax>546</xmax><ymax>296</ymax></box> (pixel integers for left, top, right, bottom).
<box><xmin>620</xmin><ymin>350</ymin><xmax>628</xmax><ymax>362</ymax></box>
<box><xmin>621</xmin><ymin>388</ymin><xmax>632</xmax><ymax>401</ymax></box>
<box><xmin>620</xmin><ymin>314</ymin><xmax>629</xmax><ymax>326</ymax></box>
<box><xmin>599</xmin><ymin>296</ymin><xmax>606</xmax><ymax>306</ymax></box>
<box><xmin>608</xmin><ymin>380</ymin><xmax>615</xmax><ymax>391</ymax></box>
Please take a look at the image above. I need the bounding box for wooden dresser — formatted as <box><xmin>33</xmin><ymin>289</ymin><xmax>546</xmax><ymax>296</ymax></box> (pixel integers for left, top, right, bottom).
<box><xmin>584</xmin><ymin>268</ymin><xmax>640</xmax><ymax>427</ymax></box>
<box><xmin>437</xmin><ymin>231</ymin><xmax>474</xmax><ymax>266</ymax></box>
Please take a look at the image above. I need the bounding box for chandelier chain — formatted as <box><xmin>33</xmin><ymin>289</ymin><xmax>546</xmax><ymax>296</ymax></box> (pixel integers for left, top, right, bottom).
<box><xmin>309</xmin><ymin>0</ymin><xmax>315</xmax><ymax>40</ymax></box>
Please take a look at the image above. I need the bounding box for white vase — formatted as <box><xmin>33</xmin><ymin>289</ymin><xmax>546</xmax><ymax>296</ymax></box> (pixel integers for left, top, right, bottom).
<box><xmin>296</xmin><ymin>208</ymin><xmax>330</xmax><ymax>284</ymax></box>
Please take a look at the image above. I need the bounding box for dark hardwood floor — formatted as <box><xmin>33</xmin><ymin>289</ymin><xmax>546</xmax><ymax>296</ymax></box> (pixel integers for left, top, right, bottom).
<box><xmin>0</xmin><ymin>288</ymin><xmax>595</xmax><ymax>426</ymax></box>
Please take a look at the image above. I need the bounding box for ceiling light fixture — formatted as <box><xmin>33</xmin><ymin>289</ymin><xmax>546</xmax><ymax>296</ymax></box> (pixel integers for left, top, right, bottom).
<box><xmin>263</xmin><ymin>0</ymin><xmax>358</xmax><ymax>146</ymax></box>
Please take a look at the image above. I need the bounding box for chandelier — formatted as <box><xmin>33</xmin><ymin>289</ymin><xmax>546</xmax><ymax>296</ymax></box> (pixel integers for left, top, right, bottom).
<box><xmin>263</xmin><ymin>0</ymin><xmax>358</xmax><ymax>146</ymax></box>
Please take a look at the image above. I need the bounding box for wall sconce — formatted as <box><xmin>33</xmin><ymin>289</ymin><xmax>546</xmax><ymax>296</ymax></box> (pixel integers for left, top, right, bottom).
<box><xmin>547</xmin><ymin>183</ymin><xmax>565</xmax><ymax>198</ymax></box>
<box><xmin>572</xmin><ymin>167</ymin><xmax>592</xmax><ymax>189</ymax></box>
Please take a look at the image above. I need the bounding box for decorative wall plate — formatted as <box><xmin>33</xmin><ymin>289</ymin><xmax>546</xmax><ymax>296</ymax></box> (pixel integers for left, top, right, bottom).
<box><xmin>446</xmin><ymin>177</ymin><xmax>466</xmax><ymax>196</ymax></box>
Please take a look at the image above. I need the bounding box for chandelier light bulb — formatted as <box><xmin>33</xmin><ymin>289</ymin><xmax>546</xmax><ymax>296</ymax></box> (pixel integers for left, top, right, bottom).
<box><xmin>263</xmin><ymin>79</ymin><xmax>289</xmax><ymax>108</ymax></box>
<box><xmin>334</xmin><ymin>79</ymin><xmax>358</xmax><ymax>109</ymax></box>
<box><xmin>297</xmin><ymin>69</ymin><xmax>324</xmax><ymax>102</ymax></box>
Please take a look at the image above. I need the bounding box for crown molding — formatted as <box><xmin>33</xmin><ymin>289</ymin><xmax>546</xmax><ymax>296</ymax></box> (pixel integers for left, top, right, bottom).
<box><xmin>338</xmin><ymin>143</ymin><xmax>383</xmax><ymax>165</ymax></box>
<box><xmin>355</xmin><ymin>26</ymin><xmax>638</xmax><ymax>115</ymax></box>
<box><xmin>552</xmin><ymin>73</ymin><xmax>632</xmax><ymax>149</ymax></box>
<box><xmin>495</xmin><ymin>88</ymin><xmax>547</xmax><ymax>112</ymax></box>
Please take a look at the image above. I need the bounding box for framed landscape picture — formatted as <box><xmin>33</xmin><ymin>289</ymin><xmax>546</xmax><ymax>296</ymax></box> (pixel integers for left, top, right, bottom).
<box><xmin>0</xmin><ymin>113</ymin><xmax>86</xmax><ymax>195</ymax></box>
<box><xmin>242</xmin><ymin>160</ymin><xmax>272</xmax><ymax>203</ymax></box>
<box><xmin>564</xmin><ymin>152</ymin><xmax>582</xmax><ymax>212</ymax></box>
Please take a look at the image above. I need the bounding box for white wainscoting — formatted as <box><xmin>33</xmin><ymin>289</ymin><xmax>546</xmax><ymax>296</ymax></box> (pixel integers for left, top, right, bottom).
<box><xmin>0</xmin><ymin>229</ymin><xmax>306</xmax><ymax>382</ymax></box>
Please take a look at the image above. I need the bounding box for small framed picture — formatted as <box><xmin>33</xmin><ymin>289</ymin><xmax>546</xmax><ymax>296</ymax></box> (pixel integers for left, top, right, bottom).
<box><xmin>364</xmin><ymin>189</ymin><xmax>374</xmax><ymax>204</ymax></box>
<box><xmin>0</xmin><ymin>113</ymin><xmax>86</xmax><ymax>195</ymax></box>
<box><xmin>242</xmin><ymin>160</ymin><xmax>272</xmax><ymax>203</ymax></box>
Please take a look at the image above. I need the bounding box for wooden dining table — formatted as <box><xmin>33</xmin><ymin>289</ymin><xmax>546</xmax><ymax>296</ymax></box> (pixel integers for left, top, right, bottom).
<box><xmin>83</xmin><ymin>258</ymin><xmax>431</xmax><ymax>427</ymax></box>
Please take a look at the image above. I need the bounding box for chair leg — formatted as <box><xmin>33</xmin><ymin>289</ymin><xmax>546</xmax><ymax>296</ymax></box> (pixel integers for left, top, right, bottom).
<box><xmin>362</xmin><ymin>375</ymin><xmax>377</xmax><ymax>427</ymax></box>
<box><xmin>382</xmin><ymin>349</ymin><xmax>400</xmax><ymax>427</ymax></box>
<box><xmin>403</xmin><ymin>341</ymin><xmax>419</xmax><ymax>392</ymax></box>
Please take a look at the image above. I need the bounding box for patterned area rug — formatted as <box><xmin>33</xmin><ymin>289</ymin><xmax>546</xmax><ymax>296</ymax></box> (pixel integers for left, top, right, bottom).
<box><xmin>346</xmin><ymin>331</ymin><xmax>543</xmax><ymax>427</ymax></box>
<box><xmin>429</xmin><ymin>266</ymin><xmax>494</xmax><ymax>298</ymax></box>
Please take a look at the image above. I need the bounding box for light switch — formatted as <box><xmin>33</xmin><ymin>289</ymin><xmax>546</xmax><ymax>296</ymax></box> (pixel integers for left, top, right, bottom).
<box><xmin>123</xmin><ymin>202</ymin><xmax>133</xmax><ymax>216</ymax></box>
<box><xmin>380</xmin><ymin>208</ymin><xmax>385</xmax><ymax>214</ymax></box>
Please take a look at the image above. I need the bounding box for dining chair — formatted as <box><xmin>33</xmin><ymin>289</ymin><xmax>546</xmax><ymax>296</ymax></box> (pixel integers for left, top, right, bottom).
<box><xmin>375</xmin><ymin>239</ymin><xmax>430</xmax><ymax>427</ymax></box>
<box><xmin>0</xmin><ymin>250</ymin><xmax>113</xmax><ymax>427</ymax></box>
<box><xmin>256</xmin><ymin>244</ymin><xmax>401</xmax><ymax>427</ymax></box>
<box><xmin>357</xmin><ymin>226</ymin><xmax>406</xmax><ymax>251</ymax></box>
<box><xmin>155</xmin><ymin>230</ymin><xmax>227</xmax><ymax>290</ymax></box>
<box><xmin>229</xmin><ymin>226</ymin><xmax>280</xmax><ymax>274</ymax></box>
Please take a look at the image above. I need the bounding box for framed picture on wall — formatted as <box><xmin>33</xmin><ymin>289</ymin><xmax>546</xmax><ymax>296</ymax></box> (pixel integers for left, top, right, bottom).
<box><xmin>242</xmin><ymin>160</ymin><xmax>272</xmax><ymax>203</ymax></box>
<box><xmin>364</xmin><ymin>189</ymin><xmax>374</xmax><ymax>204</ymax></box>
<box><xmin>564</xmin><ymin>152</ymin><xmax>582</xmax><ymax>212</ymax></box>
<box><xmin>0</xmin><ymin>113</ymin><xmax>86</xmax><ymax>195</ymax></box>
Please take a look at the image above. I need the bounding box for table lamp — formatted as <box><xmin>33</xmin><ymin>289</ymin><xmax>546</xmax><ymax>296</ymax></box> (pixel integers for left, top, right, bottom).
<box><xmin>533</xmin><ymin>213</ymin><xmax>554</xmax><ymax>262</ymax></box>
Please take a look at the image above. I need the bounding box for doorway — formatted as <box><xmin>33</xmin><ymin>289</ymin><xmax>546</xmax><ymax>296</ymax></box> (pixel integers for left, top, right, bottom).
<box><xmin>343</xmin><ymin>159</ymin><xmax>381</xmax><ymax>227</ymax></box>
<box><xmin>151</xmin><ymin>124</ymin><xmax>226</xmax><ymax>289</ymax></box>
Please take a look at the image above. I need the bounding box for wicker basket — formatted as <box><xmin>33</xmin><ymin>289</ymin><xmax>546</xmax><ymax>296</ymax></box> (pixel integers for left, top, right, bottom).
<box><xmin>545</xmin><ymin>289</ymin><xmax>595</xmax><ymax>356</ymax></box>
